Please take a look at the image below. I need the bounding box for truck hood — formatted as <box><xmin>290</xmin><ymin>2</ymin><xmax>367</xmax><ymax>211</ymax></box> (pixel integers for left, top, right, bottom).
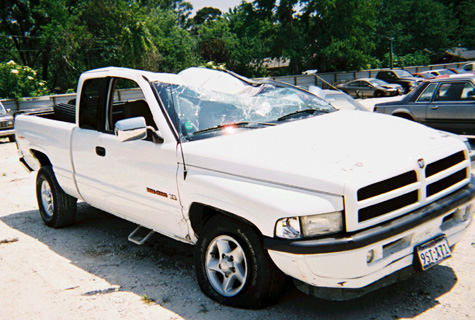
<box><xmin>181</xmin><ymin>110</ymin><xmax>462</xmax><ymax>195</ymax></box>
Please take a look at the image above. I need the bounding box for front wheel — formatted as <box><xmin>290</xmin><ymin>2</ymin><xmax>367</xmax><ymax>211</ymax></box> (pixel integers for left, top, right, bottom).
<box><xmin>36</xmin><ymin>165</ymin><xmax>77</xmax><ymax>228</ymax></box>
<box><xmin>194</xmin><ymin>216</ymin><xmax>286</xmax><ymax>309</ymax></box>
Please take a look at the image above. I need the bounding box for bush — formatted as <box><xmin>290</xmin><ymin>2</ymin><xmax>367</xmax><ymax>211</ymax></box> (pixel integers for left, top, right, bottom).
<box><xmin>0</xmin><ymin>61</ymin><xmax>49</xmax><ymax>100</ymax></box>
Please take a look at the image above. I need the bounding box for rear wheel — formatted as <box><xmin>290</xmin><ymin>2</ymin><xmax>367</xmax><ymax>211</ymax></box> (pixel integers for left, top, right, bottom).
<box><xmin>194</xmin><ymin>216</ymin><xmax>286</xmax><ymax>309</ymax></box>
<box><xmin>36</xmin><ymin>165</ymin><xmax>77</xmax><ymax>228</ymax></box>
<box><xmin>8</xmin><ymin>135</ymin><xmax>15</xmax><ymax>142</ymax></box>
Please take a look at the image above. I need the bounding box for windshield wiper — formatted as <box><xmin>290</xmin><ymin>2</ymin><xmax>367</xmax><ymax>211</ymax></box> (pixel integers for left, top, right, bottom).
<box><xmin>277</xmin><ymin>109</ymin><xmax>325</xmax><ymax>121</ymax></box>
<box><xmin>192</xmin><ymin>121</ymin><xmax>275</xmax><ymax>135</ymax></box>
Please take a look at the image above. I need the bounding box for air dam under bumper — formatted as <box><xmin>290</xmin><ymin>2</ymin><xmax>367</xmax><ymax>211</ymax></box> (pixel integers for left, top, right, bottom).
<box><xmin>264</xmin><ymin>178</ymin><xmax>475</xmax><ymax>298</ymax></box>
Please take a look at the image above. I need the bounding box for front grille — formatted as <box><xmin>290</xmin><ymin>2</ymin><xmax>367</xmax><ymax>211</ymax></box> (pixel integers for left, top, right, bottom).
<box><xmin>0</xmin><ymin>121</ymin><xmax>9</xmax><ymax>128</ymax></box>
<box><xmin>427</xmin><ymin>168</ymin><xmax>467</xmax><ymax>197</ymax></box>
<box><xmin>355</xmin><ymin>150</ymin><xmax>468</xmax><ymax>225</ymax></box>
<box><xmin>359</xmin><ymin>191</ymin><xmax>418</xmax><ymax>222</ymax></box>
<box><xmin>358</xmin><ymin>171</ymin><xmax>417</xmax><ymax>201</ymax></box>
<box><xmin>426</xmin><ymin>151</ymin><xmax>465</xmax><ymax>177</ymax></box>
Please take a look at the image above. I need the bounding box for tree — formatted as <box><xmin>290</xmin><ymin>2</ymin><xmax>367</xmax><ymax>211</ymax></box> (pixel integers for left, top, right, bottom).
<box><xmin>197</xmin><ymin>18</ymin><xmax>237</xmax><ymax>65</ymax></box>
<box><xmin>0</xmin><ymin>0</ymin><xmax>51</xmax><ymax>77</ymax></box>
<box><xmin>145</xmin><ymin>8</ymin><xmax>200</xmax><ymax>72</ymax></box>
<box><xmin>190</xmin><ymin>7</ymin><xmax>222</xmax><ymax>28</ymax></box>
<box><xmin>375</xmin><ymin>0</ymin><xmax>458</xmax><ymax>66</ymax></box>
<box><xmin>300</xmin><ymin>0</ymin><xmax>382</xmax><ymax>72</ymax></box>
<box><xmin>453</xmin><ymin>0</ymin><xmax>475</xmax><ymax>48</ymax></box>
<box><xmin>0</xmin><ymin>60</ymin><xmax>49</xmax><ymax>99</ymax></box>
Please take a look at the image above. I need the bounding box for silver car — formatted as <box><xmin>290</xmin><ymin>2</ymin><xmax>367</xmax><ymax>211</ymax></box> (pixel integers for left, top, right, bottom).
<box><xmin>374</xmin><ymin>74</ymin><xmax>475</xmax><ymax>139</ymax></box>
<box><xmin>0</xmin><ymin>101</ymin><xmax>15</xmax><ymax>142</ymax></box>
<box><xmin>337</xmin><ymin>78</ymin><xmax>403</xmax><ymax>98</ymax></box>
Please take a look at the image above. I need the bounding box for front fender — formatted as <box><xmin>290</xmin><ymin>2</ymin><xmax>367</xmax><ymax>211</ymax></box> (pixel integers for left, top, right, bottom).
<box><xmin>179</xmin><ymin>166</ymin><xmax>344</xmax><ymax>239</ymax></box>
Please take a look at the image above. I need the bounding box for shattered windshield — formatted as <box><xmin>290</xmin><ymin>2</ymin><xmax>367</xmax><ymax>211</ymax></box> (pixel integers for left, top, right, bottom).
<box><xmin>152</xmin><ymin>68</ymin><xmax>335</xmax><ymax>141</ymax></box>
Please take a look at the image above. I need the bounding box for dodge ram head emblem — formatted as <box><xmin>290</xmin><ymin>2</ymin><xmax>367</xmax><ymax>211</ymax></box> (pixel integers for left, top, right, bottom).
<box><xmin>418</xmin><ymin>158</ymin><xmax>425</xmax><ymax>169</ymax></box>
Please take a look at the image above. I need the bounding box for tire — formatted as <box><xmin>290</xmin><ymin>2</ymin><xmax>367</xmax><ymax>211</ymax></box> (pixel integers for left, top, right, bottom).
<box><xmin>194</xmin><ymin>216</ymin><xmax>286</xmax><ymax>309</ymax></box>
<box><xmin>36</xmin><ymin>165</ymin><xmax>77</xmax><ymax>228</ymax></box>
<box><xmin>8</xmin><ymin>135</ymin><xmax>15</xmax><ymax>142</ymax></box>
<box><xmin>374</xmin><ymin>90</ymin><xmax>383</xmax><ymax>98</ymax></box>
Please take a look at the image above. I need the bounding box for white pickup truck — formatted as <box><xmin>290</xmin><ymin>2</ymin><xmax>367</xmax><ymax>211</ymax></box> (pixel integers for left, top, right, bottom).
<box><xmin>15</xmin><ymin>67</ymin><xmax>475</xmax><ymax>309</ymax></box>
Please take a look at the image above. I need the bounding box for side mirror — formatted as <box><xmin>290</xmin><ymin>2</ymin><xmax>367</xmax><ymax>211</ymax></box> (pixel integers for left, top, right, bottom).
<box><xmin>7</xmin><ymin>109</ymin><xmax>11</xmax><ymax>113</ymax></box>
<box><xmin>115</xmin><ymin>116</ymin><xmax>164</xmax><ymax>143</ymax></box>
<box><xmin>115</xmin><ymin>117</ymin><xmax>147</xmax><ymax>142</ymax></box>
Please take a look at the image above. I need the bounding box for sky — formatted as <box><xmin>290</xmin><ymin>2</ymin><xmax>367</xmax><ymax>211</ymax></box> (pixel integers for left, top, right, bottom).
<box><xmin>188</xmin><ymin>0</ymin><xmax>245</xmax><ymax>15</ymax></box>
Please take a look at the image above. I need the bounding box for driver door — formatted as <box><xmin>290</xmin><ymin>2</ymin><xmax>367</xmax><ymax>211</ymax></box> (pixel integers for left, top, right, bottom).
<box><xmin>71</xmin><ymin>76</ymin><xmax>187</xmax><ymax>239</ymax></box>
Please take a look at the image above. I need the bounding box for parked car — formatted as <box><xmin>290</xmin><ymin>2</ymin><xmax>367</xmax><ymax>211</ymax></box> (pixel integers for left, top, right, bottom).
<box><xmin>336</xmin><ymin>78</ymin><xmax>403</xmax><ymax>98</ymax></box>
<box><xmin>413</xmin><ymin>69</ymin><xmax>456</xmax><ymax>79</ymax></box>
<box><xmin>322</xmin><ymin>90</ymin><xmax>369</xmax><ymax>111</ymax></box>
<box><xmin>376</xmin><ymin>69</ymin><xmax>421</xmax><ymax>93</ymax></box>
<box><xmin>0</xmin><ymin>101</ymin><xmax>15</xmax><ymax>142</ymax></box>
<box><xmin>448</xmin><ymin>67</ymin><xmax>468</xmax><ymax>74</ymax></box>
<box><xmin>374</xmin><ymin>74</ymin><xmax>475</xmax><ymax>139</ymax></box>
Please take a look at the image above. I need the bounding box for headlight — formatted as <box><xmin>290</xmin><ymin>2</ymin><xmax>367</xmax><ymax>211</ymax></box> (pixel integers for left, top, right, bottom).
<box><xmin>7</xmin><ymin>120</ymin><xmax>13</xmax><ymax>127</ymax></box>
<box><xmin>275</xmin><ymin>211</ymin><xmax>344</xmax><ymax>239</ymax></box>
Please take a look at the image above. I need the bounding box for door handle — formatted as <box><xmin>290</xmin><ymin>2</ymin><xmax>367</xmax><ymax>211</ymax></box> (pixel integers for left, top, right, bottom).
<box><xmin>95</xmin><ymin>146</ymin><xmax>106</xmax><ymax>157</ymax></box>
<box><xmin>431</xmin><ymin>105</ymin><xmax>439</xmax><ymax>110</ymax></box>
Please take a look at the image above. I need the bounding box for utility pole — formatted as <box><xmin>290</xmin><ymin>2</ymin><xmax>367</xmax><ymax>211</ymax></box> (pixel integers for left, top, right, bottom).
<box><xmin>389</xmin><ymin>37</ymin><xmax>394</xmax><ymax>70</ymax></box>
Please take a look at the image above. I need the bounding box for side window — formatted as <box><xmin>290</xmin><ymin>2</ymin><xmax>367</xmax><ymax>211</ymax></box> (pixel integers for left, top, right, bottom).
<box><xmin>349</xmin><ymin>81</ymin><xmax>360</xmax><ymax>87</ymax></box>
<box><xmin>416</xmin><ymin>83</ymin><xmax>438</xmax><ymax>103</ymax></box>
<box><xmin>79</xmin><ymin>78</ymin><xmax>109</xmax><ymax>130</ymax></box>
<box><xmin>434</xmin><ymin>82</ymin><xmax>465</xmax><ymax>102</ymax></box>
<box><xmin>461</xmin><ymin>82</ymin><xmax>475</xmax><ymax>100</ymax></box>
<box><xmin>110</xmin><ymin>78</ymin><xmax>156</xmax><ymax>132</ymax></box>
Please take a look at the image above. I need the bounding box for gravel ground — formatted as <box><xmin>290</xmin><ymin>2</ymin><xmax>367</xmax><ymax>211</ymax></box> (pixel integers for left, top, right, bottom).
<box><xmin>0</xmin><ymin>138</ymin><xmax>474</xmax><ymax>320</ymax></box>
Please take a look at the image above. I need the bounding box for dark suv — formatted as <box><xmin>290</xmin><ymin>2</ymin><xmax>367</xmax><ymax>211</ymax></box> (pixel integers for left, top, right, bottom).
<box><xmin>376</xmin><ymin>69</ymin><xmax>421</xmax><ymax>93</ymax></box>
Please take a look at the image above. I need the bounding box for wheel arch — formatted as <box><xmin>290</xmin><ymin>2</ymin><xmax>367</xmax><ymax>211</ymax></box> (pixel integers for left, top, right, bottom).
<box><xmin>189</xmin><ymin>203</ymin><xmax>262</xmax><ymax>240</ymax></box>
<box><xmin>30</xmin><ymin>149</ymin><xmax>52</xmax><ymax>167</ymax></box>
<box><xmin>392</xmin><ymin>111</ymin><xmax>415</xmax><ymax>121</ymax></box>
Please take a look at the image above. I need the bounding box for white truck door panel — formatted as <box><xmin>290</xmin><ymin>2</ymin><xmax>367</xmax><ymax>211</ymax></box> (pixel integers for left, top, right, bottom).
<box><xmin>71</xmin><ymin>128</ymin><xmax>187</xmax><ymax>239</ymax></box>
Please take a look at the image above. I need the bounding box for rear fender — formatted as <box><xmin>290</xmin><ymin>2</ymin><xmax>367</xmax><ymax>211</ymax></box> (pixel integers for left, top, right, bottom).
<box><xmin>391</xmin><ymin>109</ymin><xmax>416</xmax><ymax>121</ymax></box>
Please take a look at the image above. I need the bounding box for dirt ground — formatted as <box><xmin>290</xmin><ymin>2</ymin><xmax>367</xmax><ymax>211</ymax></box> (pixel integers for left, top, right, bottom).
<box><xmin>0</xmin><ymin>138</ymin><xmax>474</xmax><ymax>320</ymax></box>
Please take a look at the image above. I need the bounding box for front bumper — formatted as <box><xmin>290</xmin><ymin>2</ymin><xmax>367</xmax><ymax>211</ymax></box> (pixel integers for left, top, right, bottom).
<box><xmin>265</xmin><ymin>178</ymin><xmax>475</xmax><ymax>294</ymax></box>
<box><xmin>0</xmin><ymin>128</ymin><xmax>14</xmax><ymax>137</ymax></box>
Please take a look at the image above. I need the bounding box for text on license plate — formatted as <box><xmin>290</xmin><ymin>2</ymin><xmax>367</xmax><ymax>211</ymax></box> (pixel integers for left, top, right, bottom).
<box><xmin>416</xmin><ymin>236</ymin><xmax>452</xmax><ymax>270</ymax></box>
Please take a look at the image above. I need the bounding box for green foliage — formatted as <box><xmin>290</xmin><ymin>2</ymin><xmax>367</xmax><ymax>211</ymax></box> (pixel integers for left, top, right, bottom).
<box><xmin>189</xmin><ymin>6</ymin><xmax>222</xmax><ymax>29</ymax></box>
<box><xmin>0</xmin><ymin>0</ymin><xmax>473</xmax><ymax>97</ymax></box>
<box><xmin>197</xmin><ymin>18</ymin><xmax>237</xmax><ymax>65</ymax></box>
<box><xmin>199</xmin><ymin>61</ymin><xmax>226</xmax><ymax>70</ymax></box>
<box><xmin>0</xmin><ymin>61</ymin><xmax>49</xmax><ymax>99</ymax></box>
<box><xmin>383</xmin><ymin>51</ymin><xmax>431</xmax><ymax>68</ymax></box>
<box><xmin>145</xmin><ymin>8</ymin><xmax>200</xmax><ymax>72</ymax></box>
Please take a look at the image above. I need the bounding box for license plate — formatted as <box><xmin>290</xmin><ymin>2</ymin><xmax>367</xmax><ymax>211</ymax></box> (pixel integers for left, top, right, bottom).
<box><xmin>415</xmin><ymin>236</ymin><xmax>452</xmax><ymax>270</ymax></box>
